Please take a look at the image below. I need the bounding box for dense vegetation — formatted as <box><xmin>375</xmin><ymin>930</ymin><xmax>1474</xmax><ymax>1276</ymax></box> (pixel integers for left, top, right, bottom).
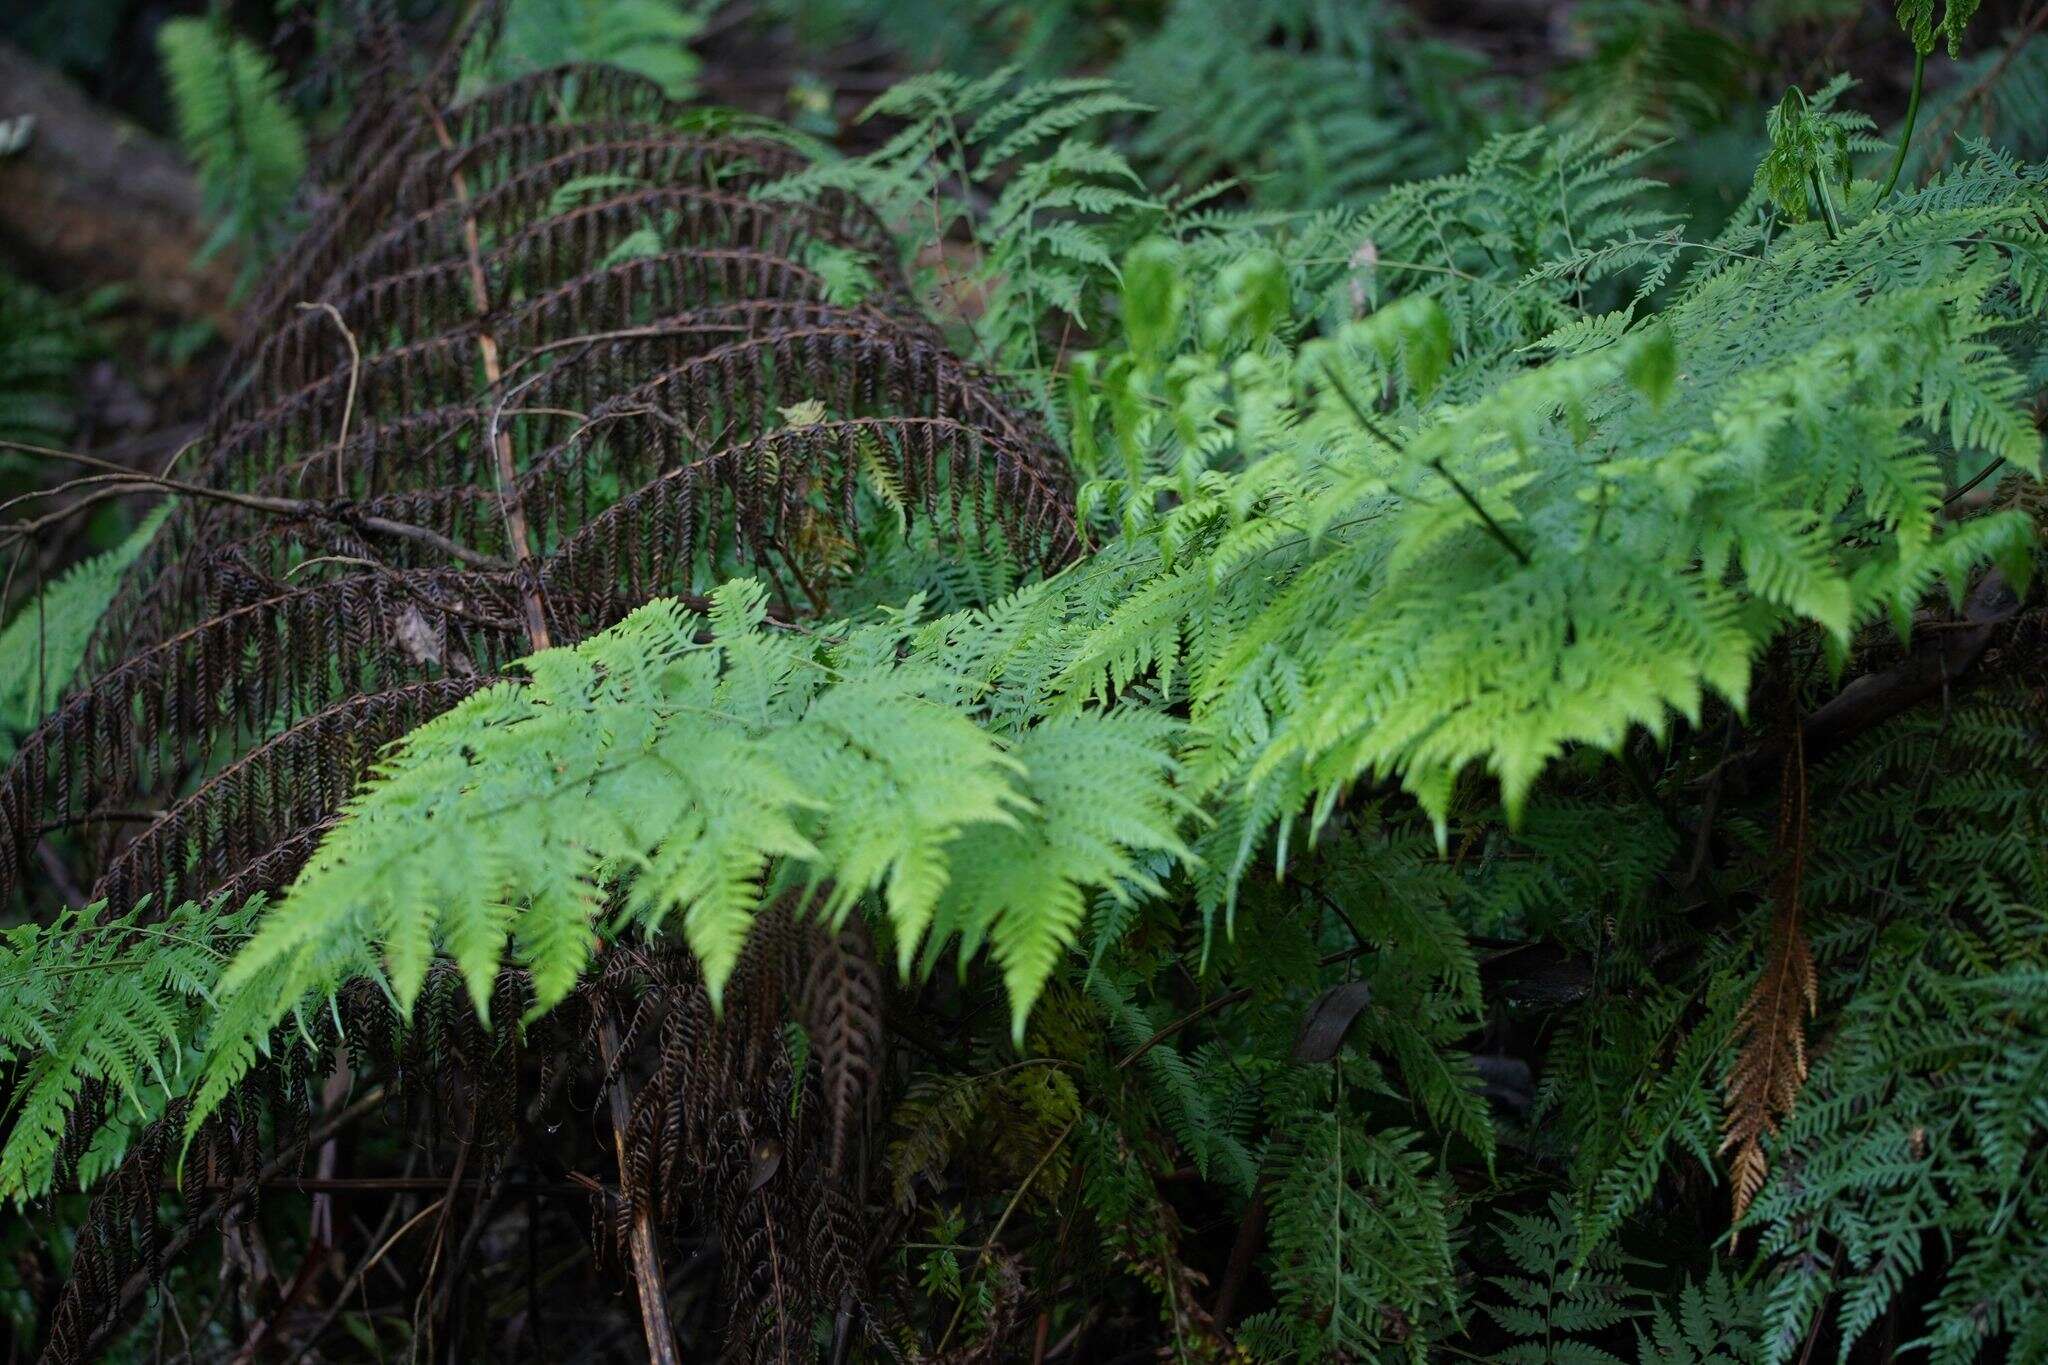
<box><xmin>1</xmin><ymin>1</ymin><xmax>2045</xmax><ymax>1360</ymax></box>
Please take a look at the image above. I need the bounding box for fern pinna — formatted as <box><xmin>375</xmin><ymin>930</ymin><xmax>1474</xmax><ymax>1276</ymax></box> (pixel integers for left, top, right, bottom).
<box><xmin>0</xmin><ymin>22</ymin><xmax>1083</xmax><ymax>1361</ymax></box>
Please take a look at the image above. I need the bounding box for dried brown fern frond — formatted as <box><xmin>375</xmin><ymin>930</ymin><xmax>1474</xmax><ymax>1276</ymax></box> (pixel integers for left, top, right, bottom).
<box><xmin>3</xmin><ymin>58</ymin><xmax>1073</xmax><ymax>922</ymax></box>
<box><xmin>802</xmin><ymin>914</ymin><xmax>885</xmax><ymax>1178</ymax></box>
<box><xmin>40</xmin><ymin>924</ymin><xmax>886</xmax><ymax>1365</ymax></box>
<box><xmin>1720</xmin><ymin>733</ymin><xmax>1819</xmax><ymax>1235</ymax></box>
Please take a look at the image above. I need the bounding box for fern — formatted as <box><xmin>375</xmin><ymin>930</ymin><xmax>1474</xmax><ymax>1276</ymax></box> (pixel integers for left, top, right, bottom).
<box><xmin>1481</xmin><ymin>1195</ymin><xmax>1639</xmax><ymax>1365</ymax></box>
<box><xmin>5</xmin><ymin>20</ymin><xmax>2047</xmax><ymax>1360</ymax></box>
<box><xmin>761</xmin><ymin>68</ymin><xmax>1156</xmax><ymax>373</ymax></box>
<box><xmin>1478</xmin><ymin>1196</ymin><xmax>1769</xmax><ymax>1363</ymax></box>
<box><xmin>1548</xmin><ymin>2</ymin><xmax>1761</xmax><ymax>148</ymax></box>
<box><xmin>1059</xmin><ymin>142</ymin><xmax>2042</xmax><ymax>865</ymax></box>
<box><xmin>1894</xmin><ymin>27</ymin><xmax>2048</xmax><ymax>183</ymax></box>
<box><xmin>0</xmin><ymin>508</ymin><xmax>170</xmax><ymax>759</ymax></box>
<box><xmin>1745</xmin><ymin>691</ymin><xmax>2048</xmax><ymax>1364</ymax></box>
<box><xmin>1088</xmin><ymin>967</ymin><xmax>1259</xmax><ymax>1191</ymax></box>
<box><xmin>475</xmin><ymin>0</ymin><xmax>705</xmax><ymax>99</ymax></box>
<box><xmin>1243</xmin><ymin>1080</ymin><xmax>1461</xmax><ymax>1361</ymax></box>
<box><xmin>1115</xmin><ymin>0</ymin><xmax>1503</xmax><ymax>212</ymax></box>
<box><xmin>1754</xmin><ymin>78</ymin><xmax>1879</xmax><ymax>230</ymax></box>
<box><xmin>0</xmin><ymin>894</ymin><xmax>263</xmax><ymax>1202</ymax></box>
<box><xmin>1898</xmin><ymin>0</ymin><xmax>1985</xmax><ymax>57</ymax></box>
<box><xmin>0</xmin><ymin>273</ymin><xmax>101</xmax><ymax>450</ymax></box>
<box><xmin>191</xmin><ymin>581</ymin><xmax>1190</xmax><ymax>1131</ymax></box>
<box><xmin>1635</xmin><ymin>1264</ymin><xmax>1768</xmax><ymax>1364</ymax></box>
<box><xmin>158</xmin><ymin>16</ymin><xmax>308</xmax><ymax>261</ymax></box>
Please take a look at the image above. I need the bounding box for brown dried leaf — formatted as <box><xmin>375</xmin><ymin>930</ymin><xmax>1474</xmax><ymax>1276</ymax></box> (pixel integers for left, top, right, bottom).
<box><xmin>1720</xmin><ymin>735</ymin><xmax>1818</xmax><ymax>1235</ymax></box>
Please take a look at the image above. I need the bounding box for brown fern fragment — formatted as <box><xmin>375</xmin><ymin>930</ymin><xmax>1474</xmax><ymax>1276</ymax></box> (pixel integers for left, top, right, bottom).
<box><xmin>44</xmin><ymin>926</ymin><xmax>879</xmax><ymax>1365</ymax></box>
<box><xmin>1719</xmin><ymin>733</ymin><xmax>1819</xmax><ymax>1236</ymax></box>
<box><xmin>802</xmin><ymin>914</ymin><xmax>885</xmax><ymax>1176</ymax></box>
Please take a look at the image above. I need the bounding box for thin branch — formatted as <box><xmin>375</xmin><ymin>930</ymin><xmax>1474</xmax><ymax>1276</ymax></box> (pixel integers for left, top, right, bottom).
<box><xmin>296</xmin><ymin>302</ymin><xmax>362</xmax><ymax>500</ymax></box>
<box><xmin>1318</xmin><ymin>360</ymin><xmax>1532</xmax><ymax>566</ymax></box>
<box><xmin>1116</xmin><ymin>945</ymin><xmax>1371</xmax><ymax>1073</ymax></box>
<box><xmin>82</xmin><ymin>1087</ymin><xmax>390</xmax><ymax>1361</ymax></box>
<box><xmin>1715</xmin><ymin>570</ymin><xmax>2024</xmax><ymax>795</ymax></box>
<box><xmin>422</xmin><ymin>96</ymin><xmax>551</xmax><ymax>650</ymax></box>
<box><xmin>1213</xmin><ymin>1181</ymin><xmax>1269</xmax><ymax>1332</ymax></box>
<box><xmin>352</xmin><ymin>515</ymin><xmax>508</xmax><ymax>569</ymax></box>
<box><xmin>1943</xmin><ymin>456</ymin><xmax>2005</xmax><ymax>509</ymax></box>
<box><xmin>936</xmin><ymin>1118</ymin><xmax>1077</xmax><ymax>1354</ymax></box>
<box><xmin>0</xmin><ymin>443</ymin><xmax>506</xmax><ymax>569</ymax></box>
<box><xmin>595</xmin><ymin>1019</ymin><xmax>681</xmax><ymax>1365</ymax></box>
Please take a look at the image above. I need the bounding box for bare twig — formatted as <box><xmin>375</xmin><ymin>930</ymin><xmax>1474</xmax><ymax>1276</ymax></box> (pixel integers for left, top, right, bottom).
<box><xmin>936</xmin><ymin>1118</ymin><xmax>1077</xmax><ymax>1354</ymax></box>
<box><xmin>276</xmin><ymin>1197</ymin><xmax>448</xmax><ymax>1365</ymax></box>
<box><xmin>422</xmin><ymin>97</ymin><xmax>551</xmax><ymax>649</ymax></box>
<box><xmin>0</xmin><ymin>442</ymin><xmax>506</xmax><ymax>569</ymax></box>
<box><xmin>295</xmin><ymin>303</ymin><xmax>361</xmax><ymax>500</ymax></box>
<box><xmin>595</xmin><ymin>1019</ymin><xmax>681</xmax><ymax>1365</ymax></box>
<box><xmin>1117</xmin><ymin>944</ymin><xmax>1370</xmax><ymax>1072</ymax></box>
<box><xmin>1213</xmin><ymin>1181</ymin><xmax>1270</xmax><ymax>1331</ymax></box>
<box><xmin>1715</xmin><ymin>570</ymin><xmax>2023</xmax><ymax>795</ymax></box>
<box><xmin>1318</xmin><ymin>360</ymin><xmax>1532</xmax><ymax>566</ymax></box>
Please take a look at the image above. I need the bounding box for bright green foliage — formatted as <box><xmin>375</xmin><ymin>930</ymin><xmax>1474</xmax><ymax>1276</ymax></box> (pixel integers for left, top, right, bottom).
<box><xmin>0</xmin><ymin>894</ymin><xmax>262</xmax><ymax>1202</ymax></box>
<box><xmin>157</xmin><ymin>16</ymin><xmax>308</xmax><ymax>261</ymax></box>
<box><xmin>192</xmin><ymin>581</ymin><xmax>1189</xmax><ymax>1131</ymax></box>
<box><xmin>1754</xmin><ymin>78</ymin><xmax>1878</xmax><ymax>228</ymax></box>
<box><xmin>8</xmin><ymin>20</ymin><xmax>2048</xmax><ymax>1359</ymax></box>
<box><xmin>1352</xmin><ymin>124</ymin><xmax>1683</xmax><ymax>347</ymax></box>
<box><xmin>0</xmin><ymin>507</ymin><xmax>170</xmax><ymax>760</ymax></box>
<box><xmin>971</xmin><ymin>120</ymin><xmax>2038</xmax><ymax>1358</ymax></box>
<box><xmin>1054</xmin><ymin>151</ymin><xmax>2041</xmax><ymax>879</ymax></box>
<box><xmin>776</xmin><ymin>107</ymin><xmax>2042</xmax><ymax>1355</ymax></box>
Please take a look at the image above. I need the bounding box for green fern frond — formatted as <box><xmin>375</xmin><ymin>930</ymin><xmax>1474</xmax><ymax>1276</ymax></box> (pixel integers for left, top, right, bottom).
<box><xmin>0</xmin><ymin>894</ymin><xmax>262</xmax><ymax>1202</ymax></box>
<box><xmin>194</xmin><ymin>583</ymin><xmax>1191</xmax><ymax>1131</ymax></box>
<box><xmin>158</xmin><ymin>16</ymin><xmax>308</xmax><ymax>258</ymax></box>
<box><xmin>0</xmin><ymin>507</ymin><xmax>170</xmax><ymax>757</ymax></box>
